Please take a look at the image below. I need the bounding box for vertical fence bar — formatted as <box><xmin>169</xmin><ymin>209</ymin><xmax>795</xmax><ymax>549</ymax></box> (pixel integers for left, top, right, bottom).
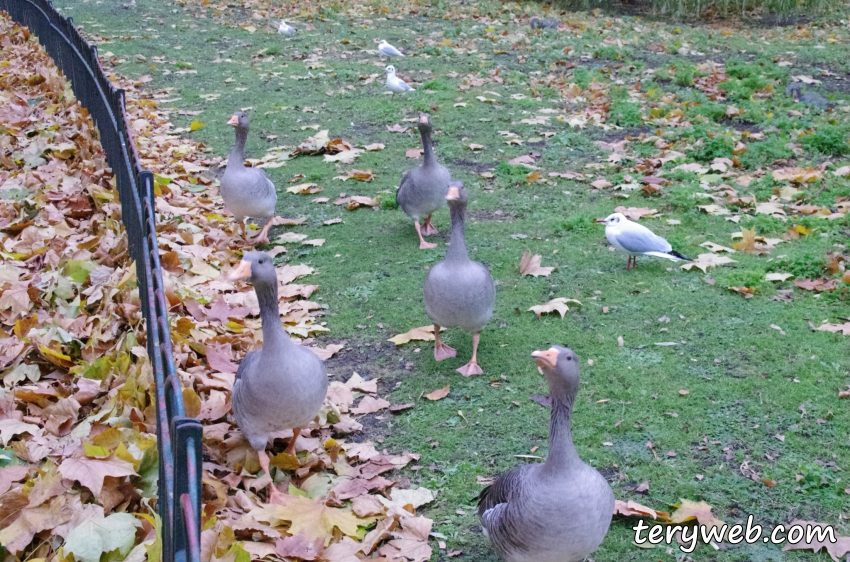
<box><xmin>0</xmin><ymin>3</ymin><xmax>201</xmax><ymax>562</ymax></box>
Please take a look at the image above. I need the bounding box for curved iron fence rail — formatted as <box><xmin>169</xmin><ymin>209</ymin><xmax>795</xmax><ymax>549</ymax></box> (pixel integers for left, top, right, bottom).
<box><xmin>0</xmin><ymin>2</ymin><xmax>202</xmax><ymax>562</ymax></box>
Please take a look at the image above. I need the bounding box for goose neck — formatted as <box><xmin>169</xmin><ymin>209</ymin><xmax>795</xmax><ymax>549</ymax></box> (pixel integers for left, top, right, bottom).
<box><xmin>229</xmin><ymin>127</ymin><xmax>248</xmax><ymax>169</ymax></box>
<box><xmin>446</xmin><ymin>203</ymin><xmax>469</xmax><ymax>262</ymax></box>
<box><xmin>420</xmin><ymin>127</ymin><xmax>436</xmax><ymax>167</ymax></box>
<box><xmin>255</xmin><ymin>279</ymin><xmax>289</xmax><ymax>347</ymax></box>
<box><xmin>542</xmin><ymin>380</ymin><xmax>581</xmax><ymax>473</ymax></box>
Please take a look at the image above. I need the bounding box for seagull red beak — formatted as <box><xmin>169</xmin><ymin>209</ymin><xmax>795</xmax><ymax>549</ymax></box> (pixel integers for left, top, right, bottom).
<box><xmin>595</xmin><ymin>218</ymin><xmax>606</xmax><ymax>224</ymax></box>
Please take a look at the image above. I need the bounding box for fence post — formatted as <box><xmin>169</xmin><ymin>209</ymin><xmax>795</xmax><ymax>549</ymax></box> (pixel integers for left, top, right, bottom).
<box><xmin>173</xmin><ymin>417</ymin><xmax>203</xmax><ymax>562</ymax></box>
<box><xmin>0</xmin><ymin>4</ymin><xmax>203</xmax><ymax>562</ymax></box>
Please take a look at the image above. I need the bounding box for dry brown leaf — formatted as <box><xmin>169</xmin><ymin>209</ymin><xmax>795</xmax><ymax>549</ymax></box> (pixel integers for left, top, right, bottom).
<box><xmin>528</xmin><ymin>298</ymin><xmax>581</xmax><ymax>318</ymax></box>
<box><xmin>250</xmin><ymin>496</ymin><xmax>365</xmax><ymax>544</ymax></box>
<box><xmin>519</xmin><ymin>250</ymin><xmax>554</xmax><ymax>277</ymax></box>
<box><xmin>680</xmin><ymin>253</ymin><xmax>737</xmax><ymax>273</ymax></box>
<box><xmin>388</xmin><ymin>326</ymin><xmax>435</xmax><ymax>346</ymax></box>
<box><xmin>668</xmin><ymin>499</ymin><xmax>725</xmax><ymax>533</ymax></box>
<box><xmin>612</xmin><ymin>499</ymin><xmax>666</xmax><ymax>520</ymax></box>
<box><xmin>424</xmin><ymin>385</ymin><xmax>450</xmax><ymax>401</ymax></box>
<box><xmin>613</xmin><ymin>206</ymin><xmax>658</xmax><ymax>220</ymax></box>
<box><xmin>782</xmin><ymin>520</ymin><xmax>850</xmax><ymax>561</ymax></box>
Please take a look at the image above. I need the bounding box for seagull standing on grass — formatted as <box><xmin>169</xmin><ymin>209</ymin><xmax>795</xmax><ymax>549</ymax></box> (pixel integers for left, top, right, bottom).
<box><xmin>596</xmin><ymin>213</ymin><xmax>691</xmax><ymax>270</ymax></box>
<box><xmin>385</xmin><ymin>65</ymin><xmax>415</xmax><ymax>97</ymax></box>
<box><xmin>278</xmin><ymin>20</ymin><xmax>296</xmax><ymax>35</ymax></box>
<box><xmin>378</xmin><ymin>39</ymin><xmax>404</xmax><ymax>57</ymax></box>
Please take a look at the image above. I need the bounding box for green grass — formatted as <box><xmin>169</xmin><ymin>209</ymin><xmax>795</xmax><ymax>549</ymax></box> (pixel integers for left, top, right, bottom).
<box><xmin>57</xmin><ymin>0</ymin><xmax>850</xmax><ymax>560</ymax></box>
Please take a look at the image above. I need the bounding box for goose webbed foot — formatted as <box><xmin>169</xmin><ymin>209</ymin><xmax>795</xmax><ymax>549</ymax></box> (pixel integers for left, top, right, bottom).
<box><xmin>456</xmin><ymin>332</ymin><xmax>483</xmax><ymax>376</ymax></box>
<box><xmin>434</xmin><ymin>342</ymin><xmax>457</xmax><ymax>361</ymax></box>
<box><xmin>420</xmin><ymin>214</ymin><xmax>439</xmax><ymax>236</ymax></box>
<box><xmin>433</xmin><ymin>325</ymin><xmax>457</xmax><ymax>361</ymax></box>
<box><xmin>415</xmin><ymin>220</ymin><xmax>437</xmax><ymax>249</ymax></box>
<box><xmin>456</xmin><ymin>360</ymin><xmax>483</xmax><ymax>376</ymax></box>
<box><xmin>250</xmin><ymin>218</ymin><xmax>274</xmax><ymax>246</ymax></box>
<box><xmin>257</xmin><ymin>449</ymin><xmax>287</xmax><ymax>504</ymax></box>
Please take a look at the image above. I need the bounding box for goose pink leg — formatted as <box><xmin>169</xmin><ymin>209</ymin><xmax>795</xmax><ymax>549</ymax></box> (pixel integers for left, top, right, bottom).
<box><xmin>251</xmin><ymin>218</ymin><xmax>274</xmax><ymax>246</ymax></box>
<box><xmin>284</xmin><ymin>427</ymin><xmax>301</xmax><ymax>456</ymax></box>
<box><xmin>258</xmin><ymin>450</ymin><xmax>287</xmax><ymax>504</ymax></box>
<box><xmin>433</xmin><ymin>325</ymin><xmax>456</xmax><ymax>361</ymax></box>
<box><xmin>456</xmin><ymin>332</ymin><xmax>483</xmax><ymax>376</ymax></box>
<box><xmin>421</xmin><ymin>214</ymin><xmax>439</xmax><ymax>236</ymax></box>
<box><xmin>415</xmin><ymin>221</ymin><xmax>437</xmax><ymax>250</ymax></box>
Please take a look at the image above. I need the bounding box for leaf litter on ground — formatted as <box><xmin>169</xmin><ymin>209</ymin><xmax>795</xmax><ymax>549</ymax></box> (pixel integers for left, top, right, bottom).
<box><xmin>0</xmin><ymin>16</ymin><xmax>434</xmax><ymax>562</ymax></box>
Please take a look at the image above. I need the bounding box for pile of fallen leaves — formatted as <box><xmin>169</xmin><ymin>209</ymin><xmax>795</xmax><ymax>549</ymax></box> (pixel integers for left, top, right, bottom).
<box><xmin>1</xmin><ymin>14</ymin><xmax>434</xmax><ymax>562</ymax></box>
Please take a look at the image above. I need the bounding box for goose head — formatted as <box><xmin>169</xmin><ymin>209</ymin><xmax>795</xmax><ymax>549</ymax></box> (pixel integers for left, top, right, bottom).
<box><xmin>229</xmin><ymin>251</ymin><xmax>276</xmax><ymax>286</ymax></box>
<box><xmin>385</xmin><ymin>65</ymin><xmax>396</xmax><ymax>75</ymax></box>
<box><xmin>595</xmin><ymin>212</ymin><xmax>626</xmax><ymax>226</ymax></box>
<box><xmin>446</xmin><ymin>181</ymin><xmax>467</xmax><ymax>206</ymax></box>
<box><xmin>531</xmin><ymin>346</ymin><xmax>580</xmax><ymax>389</ymax></box>
<box><xmin>227</xmin><ymin>111</ymin><xmax>250</xmax><ymax>131</ymax></box>
<box><xmin>417</xmin><ymin>112</ymin><xmax>432</xmax><ymax>133</ymax></box>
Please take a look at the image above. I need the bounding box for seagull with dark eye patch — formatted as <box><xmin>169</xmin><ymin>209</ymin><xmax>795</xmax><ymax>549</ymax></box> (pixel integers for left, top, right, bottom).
<box><xmin>596</xmin><ymin>212</ymin><xmax>691</xmax><ymax>270</ymax></box>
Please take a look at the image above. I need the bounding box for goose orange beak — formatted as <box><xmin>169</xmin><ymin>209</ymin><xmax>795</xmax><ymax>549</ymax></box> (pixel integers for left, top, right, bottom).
<box><xmin>227</xmin><ymin>114</ymin><xmax>239</xmax><ymax>126</ymax></box>
<box><xmin>418</xmin><ymin>114</ymin><xmax>429</xmax><ymax>125</ymax></box>
<box><xmin>595</xmin><ymin>218</ymin><xmax>606</xmax><ymax>224</ymax></box>
<box><xmin>229</xmin><ymin>260</ymin><xmax>253</xmax><ymax>280</ymax></box>
<box><xmin>446</xmin><ymin>186</ymin><xmax>460</xmax><ymax>201</ymax></box>
<box><xmin>531</xmin><ymin>348</ymin><xmax>559</xmax><ymax>369</ymax></box>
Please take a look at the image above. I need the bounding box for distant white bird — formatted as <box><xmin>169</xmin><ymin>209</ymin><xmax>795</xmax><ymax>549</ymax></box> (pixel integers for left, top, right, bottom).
<box><xmin>378</xmin><ymin>39</ymin><xmax>404</xmax><ymax>57</ymax></box>
<box><xmin>596</xmin><ymin>213</ymin><xmax>690</xmax><ymax>270</ymax></box>
<box><xmin>278</xmin><ymin>20</ymin><xmax>296</xmax><ymax>35</ymax></box>
<box><xmin>385</xmin><ymin>65</ymin><xmax>415</xmax><ymax>97</ymax></box>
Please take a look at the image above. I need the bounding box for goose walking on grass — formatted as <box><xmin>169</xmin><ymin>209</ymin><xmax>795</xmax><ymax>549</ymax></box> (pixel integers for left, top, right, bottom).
<box><xmin>596</xmin><ymin>212</ymin><xmax>690</xmax><ymax>270</ymax></box>
<box><xmin>396</xmin><ymin>113</ymin><xmax>450</xmax><ymax>249</ymax></box>
<box><xmin>478</xmin><ymin>347</ymin><xmax>614</xmax><ymax>562</ymax></box>
<box><xmin>385</xmin><ymin>65</ymin><xmax>415</xmax><ymax>97</ymax></box>
<box><xmin>229</xmin><ymin>252</ymin><xmax>328</xmax><ymax>504</ymax></box>
<box><xmin>424</xmin><ymin>182</ymin><xmax>494</xmax><ymax>376</ymax></box>
<box><xmin>221</xmin><ymin>112</ymin><xmax>278</xmax><ymax>245</ymax></box>
<box><xmin>378</xmin><ymin>39</ymin><xmax>404</xmax><ymax>57</ymax></box>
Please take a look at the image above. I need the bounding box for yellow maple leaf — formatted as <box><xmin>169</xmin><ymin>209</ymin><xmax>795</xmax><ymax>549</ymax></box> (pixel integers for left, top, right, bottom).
<box><xmin>388</xmin><ymin>325</ymin><xmax>435</xmax><ymax>346</ymax></box>
<box><xmin>250</xmin><ymin>496</ymin><xmax>364</xmax><ymax>544</ymax></box>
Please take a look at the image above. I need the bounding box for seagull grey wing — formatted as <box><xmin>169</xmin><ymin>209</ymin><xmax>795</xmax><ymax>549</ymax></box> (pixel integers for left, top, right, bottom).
<box><xmin>612</xmin><ymin>228</ymin><xmax>672</xmax><ymax>254</ymax></box>
<box><xmin>382</xmin><ymin>44</ymin><xmax>403</xmax><ymax>56</ymax></box>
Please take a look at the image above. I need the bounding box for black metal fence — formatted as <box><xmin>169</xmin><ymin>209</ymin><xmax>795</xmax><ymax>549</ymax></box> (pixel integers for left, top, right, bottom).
<box><xmin>0</xmin><ymin>2</ymin><xmax>202</xmax><ymax>562</ymax></box>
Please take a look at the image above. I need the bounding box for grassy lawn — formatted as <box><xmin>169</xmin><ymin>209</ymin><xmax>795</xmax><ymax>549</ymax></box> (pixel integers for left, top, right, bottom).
<box><xmin>55</xmin><ymin>0</ymin><xmax>849</xmax><ymax>559</ymax></box>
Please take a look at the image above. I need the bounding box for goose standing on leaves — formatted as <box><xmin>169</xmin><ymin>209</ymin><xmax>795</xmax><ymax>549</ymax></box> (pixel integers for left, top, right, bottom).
<box><xmin>424</xmin><ymin>182</ymin><xmax>494</xmax><ymax>376</ymax></box>
<box><xmin>478</xmin><ymin>347</ymin><xmax>614</xmax><ymax>562</ymax></box>
<box><xmin>221</xmin><ymin>112</ymin><xmax>278</xmax><ymax>245</ymax></box>
<box><xmin>396</xmin><ymin>113</ymin><xmax>450</xmax><ymax>249</ymax></box>
<box><xmin>229</xmin><ymin>252</ymin><xmax>328</xmax><ymax>504</ymax></box>
<box><xmin>277</xmin><ymin>20</ymin><xmax>296</xmax><ymax>35</ymax></box>
<box><xmin>596</xmin><ymin>212</ymin><xmax>690</xmax><ymax>269</ymax></box>
<box><xmin>378</xmin><ymin>39</ymin><xmax>404</xmax><ymax>57</ymax></box>
<box><xmin>385</xmin><ymin>65</ymin><xmax>415</xmax><ymax>97</ymax></box>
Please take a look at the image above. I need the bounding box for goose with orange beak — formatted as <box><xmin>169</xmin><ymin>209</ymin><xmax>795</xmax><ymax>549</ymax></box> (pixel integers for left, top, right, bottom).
<box><xmin>478</xmin><ymin>346</ymin><xmax>614</xmax><ymax>562</ymax></box>
<box><xmin>229</xmin><ymin>251</ymin><xmax>328</xmax><ymax>504</ymax></box>
<box><xmin>221</xmin><ymin>111</ymin><xmax>278</xmax><ymax>245</ymax></box>
<box><xmin>424</xmin><ymin>181</ymin><xmax>494</xmax><ymax>375</ymax></box>
<box><xmin>396</xmin><ymin>113</ymin><xmax>450</xmax><ymax>249</ymax></box>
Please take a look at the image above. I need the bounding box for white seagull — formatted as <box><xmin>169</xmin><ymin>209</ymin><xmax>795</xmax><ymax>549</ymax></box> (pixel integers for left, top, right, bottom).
<box><xmin>596</xmin><ymin>212</ymin><xmax>691</xmax><ymax>270</ymax></box>
<box><xmin>385</xmin><ymin>65</ymin><xmax>415</xmax><ymax>96</ymax></box>
<box><xmin>277</xmin><ymin>20</ymin><xmax>296</xmax><ymax>35</ymax></box>
<box><xmin>378</xmin><ymin>39</ymin><xmax>404</xmax><ymax>57</ymax></box>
